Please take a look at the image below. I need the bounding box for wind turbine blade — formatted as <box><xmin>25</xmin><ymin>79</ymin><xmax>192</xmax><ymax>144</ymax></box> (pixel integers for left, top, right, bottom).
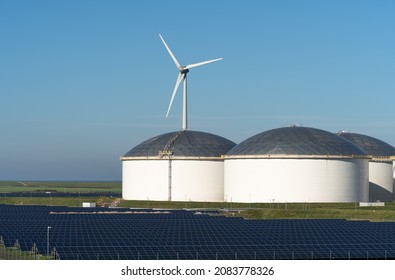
<box><xmin>166</xmin><ymin>73</ymin><xmax>184</xmax><ymax>117</ymax></box>
<box><xmin>185</xmin><ymin>58</ymin><xmax>223</xmax><ymax>69</ymax></box>
<box><xmin>159</xmin><ymin>34</ymin><xmax>181</xmax><ymax>69</ymax></box>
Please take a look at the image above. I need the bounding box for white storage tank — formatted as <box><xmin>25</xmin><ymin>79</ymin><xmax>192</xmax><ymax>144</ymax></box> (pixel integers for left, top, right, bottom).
<box><xmin>338</xmin><ymin>132</ymin><xmax>395</xmax><ymax>202</ymax></box>
<box><xmin>224</xmin><ymin>126</ymin><xmax>369</xmax><ymax>203</ymax></box>
<box><xmin>121</xmin><ymin>130</ymin><xmax>235</xmax><ymax>202</ymax></box>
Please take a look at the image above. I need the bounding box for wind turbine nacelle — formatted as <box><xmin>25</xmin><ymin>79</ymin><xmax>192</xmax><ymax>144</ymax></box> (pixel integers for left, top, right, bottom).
<box><xmin>180</xmin><ymin>68</ymin><xmax>190</xmax><ymax>74</ymax></box>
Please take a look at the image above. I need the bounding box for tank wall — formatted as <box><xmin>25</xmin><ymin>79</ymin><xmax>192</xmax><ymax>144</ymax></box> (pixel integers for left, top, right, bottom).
<box><xmin>369</xmin><ymin>162</ymin><xmax>394</xmax><ymax>202</ymax></box>
<box><xmin>171</xmin><ymin>161</ymin><xmax>224</xmax><ymax>202</ymax></box>
<box><xmin>122</xmin><ymin>160</ymin><xmax>168</xmax><ymax>201</ymax></box>
<box><xmin>393</xmin><ymin>161</ymin><xmax>395</xmax><ymax>201</ymax></box>
<box><xmin>224</xmin><ymin>158</ymin><xmax>369</xmax><ymax>203</ymax></box>
<box><xmin>122</xmin><ymin>159</ymin><xmax>224</xmax><ymax>202</ymax></box>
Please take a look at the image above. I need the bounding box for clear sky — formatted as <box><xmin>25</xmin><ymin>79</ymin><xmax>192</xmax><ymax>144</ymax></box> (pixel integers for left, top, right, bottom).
<box><xmin>0</xmin><ymin>0</ymin><xmax>394</xmax><ymax>181</ymax></box>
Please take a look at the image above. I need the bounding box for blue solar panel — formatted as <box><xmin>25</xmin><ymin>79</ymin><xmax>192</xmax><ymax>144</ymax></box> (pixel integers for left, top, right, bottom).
<box><xmin>0</xmin><ymin>204</ymin><xmax>395</xmax><ymax>260</ymax></box>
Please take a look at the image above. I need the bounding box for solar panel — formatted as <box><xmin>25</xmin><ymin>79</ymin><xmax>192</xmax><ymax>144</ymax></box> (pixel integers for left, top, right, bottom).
<box><xmin>0</xmin><ymin>204</ymin><xmax>395</xmax><ymax>260</ymax></box>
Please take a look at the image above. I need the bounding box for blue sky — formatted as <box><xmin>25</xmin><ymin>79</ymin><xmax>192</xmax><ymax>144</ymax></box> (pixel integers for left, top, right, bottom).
<box><xmin>0</xmin><ymin>0</ymin><xmax>394</xmax><ymax>180</ymax></box>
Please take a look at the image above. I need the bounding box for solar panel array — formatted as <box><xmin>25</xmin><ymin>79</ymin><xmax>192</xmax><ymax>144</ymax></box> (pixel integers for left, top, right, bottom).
<box><xmin>0</xmin><ymin>204</ymin><xmax>395</xmax><ymax>260</ymax></box>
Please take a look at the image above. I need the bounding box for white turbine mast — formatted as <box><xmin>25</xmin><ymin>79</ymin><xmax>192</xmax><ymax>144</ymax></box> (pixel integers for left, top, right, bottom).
<box><xmin>159</xmin><ymin>34</ymin><xmax>223</xmax><ymax>131</ymax></box>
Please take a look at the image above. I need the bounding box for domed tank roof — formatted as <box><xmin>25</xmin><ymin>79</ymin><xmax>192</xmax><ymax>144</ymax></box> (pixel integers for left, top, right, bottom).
<box><xmin>337</xmin><ymin>132</ymin><xmax>395</xmax><ymax>157</ymax></box>
<box><xmin>123</xmin><ymin>130</ymin><xmax>236</xmax><ymax>158</ymax></box>
<box><xmin>226</xmin><ymin>126</ymin><xmax>366</xmax><ymax>157</ymax></box>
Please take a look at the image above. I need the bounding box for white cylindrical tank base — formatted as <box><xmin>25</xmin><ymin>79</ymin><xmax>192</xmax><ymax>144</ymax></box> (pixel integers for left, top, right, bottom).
<box><xmin>224</xmin><ymin>158</ymin><xmax>369</xmax><ymax>203</ymax></box>
<box><xmin>393</xmin><ymin>161</ymin><xmax>395</xmax><ymax>201</ymax></box>
<box><xmin>122</xmin><ymin>160</ymin><xmax>168</xmax><ymax>201</ymax></box>
<box><xmin>122</xmin><ymin>159</ymin><xmax>224</xmax><ymax>202</ymax></box>
<box><xmin>171</xmin><ymin>160</ymin><xmax>224</xmax><ymax>202</ymax></box>
<box><xmin>369</xmin><ymin>161</ymin><xmax>394</xmax><ymax>202</ymax></box>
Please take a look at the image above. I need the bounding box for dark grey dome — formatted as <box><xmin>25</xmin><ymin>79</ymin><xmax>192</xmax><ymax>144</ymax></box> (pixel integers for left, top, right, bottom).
<box><xmin>227</xmin><ymin>126</ymin><xmax>366</xmax><ymax>156</ymax></box>
<box><xmin>124</xmin><ymin>130</ymin><xmax>236</xmax><ymax>158</ymax></box>
<box><xmin>337</xmin><ymin>132</ymin><xmax>395</xmax><ymax>157</ymax></box>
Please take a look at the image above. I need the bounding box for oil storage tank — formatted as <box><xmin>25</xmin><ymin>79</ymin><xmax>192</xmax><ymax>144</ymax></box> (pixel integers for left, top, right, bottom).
<box><xmin>224</xmin><ymin>126</ymin><xmax>369</xmax><ymax>203</ymax></box>
<box><xmin>338</xmin><ymin>132</ymin><xmax>395</xmax><ymax>202</ymax></box>
<box><xmin>121</xmin><ymin>130</ymin><xmax>235</xmax><ymax>202</ymax></box>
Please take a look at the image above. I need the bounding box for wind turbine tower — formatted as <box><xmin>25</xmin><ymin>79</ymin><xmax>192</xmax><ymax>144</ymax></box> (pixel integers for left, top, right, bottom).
<box><xmin>159</xmin><ymin>34</ymin><xmax>223</xmax><ymax>131</ymax></box>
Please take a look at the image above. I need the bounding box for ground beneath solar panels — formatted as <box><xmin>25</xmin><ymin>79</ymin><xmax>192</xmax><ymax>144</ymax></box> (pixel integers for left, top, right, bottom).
<box><xmin>0</xmin><ymin>204</ymin><xmax>395</xmax><ymax>260</ymax></box>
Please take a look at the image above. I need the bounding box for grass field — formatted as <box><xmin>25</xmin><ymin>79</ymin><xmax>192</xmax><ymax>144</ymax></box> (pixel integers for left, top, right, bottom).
<box><xmin>0</xmin><ymin>181</ymin><xmax>120</xmax><ymax>207</ymax></box>
<box><xmin>0</xmin><ymin>196</ymin><xmax>103</xmax><ymax>207</ymax></box>
<box><xmin>0</xmin><ymin>181</ymin><xmax>121</xmax><ymax>193</ymax></box>
<box><xmin>237</xmin><ymin>202</ymin><xmax>395</xmax><ymax>221</ymax></box>
<box><xmin>0</xmin><ymin>246</ymin><xmax>48</xmax><ymax>260</ymax></box>
<box><xmin>1</xmin><ymin>181</ymin><xmax>395</xmax><ymax>221</ymax></box>
<box><xmin>116</xmin><ymin>200</ymin><xmax>395</xmax><ymax>222</ymax></box>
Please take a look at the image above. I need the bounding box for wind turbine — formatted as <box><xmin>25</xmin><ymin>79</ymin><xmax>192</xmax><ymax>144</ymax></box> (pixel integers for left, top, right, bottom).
<box><xmin>159</xmin><ymin>34</ymin><xmax>223</xmax><ymax>131</ymax></box>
